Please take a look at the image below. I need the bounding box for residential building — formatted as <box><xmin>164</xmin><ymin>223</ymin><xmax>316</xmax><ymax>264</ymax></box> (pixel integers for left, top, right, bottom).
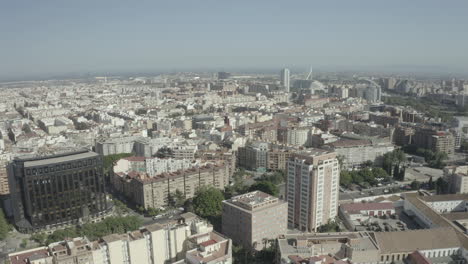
<box><xmin>412</xmin><ymin>128</ymin><xmax>455</xmax><ymax>155</ymax></box>
<box><xmin>237</xmin><ymin>142</ymin><xmax>269</xmax><ymax>172</ymax></box>
<box><xmin>444</xmin><ymin>165</ymin><xmax>468</xmax><ymax>194</ymax></box>
<box><xmin>267</xmin><ymin>149</ymin><xmax>292</xmax><ymax>171</ymax></box>
<box><xmin>286</xmin><ymin>127</ymin><xmax>312</xmax><ymax>147</ymax></box>
<box><xmin>95</xmin><ymin>136</ymin><xmax>140</xmax><ymax>156</ymax></box>
<box><xmin>9</xmin><ymin>213</ymin><xmax>233</xmax><ymax>264</ymax></box>
<box><xmin>222</xmin><ymin>191</ymin><xmax>287</xmax><ymax>250</ymax></box>
<box><xmin>325</xmin><ymin>139</ymin><xmax>394</xmax><ymax>169</ymax></box>
<box><xmin>112</xmin><ymin>162</ymin><xmax>230</xmax><ymax>209</ymax></box>
<box><xmin>286</xmin><ymin>150</ymin><xmax>340</xmax><ymax>232</ymax></box>
<box><xmin>7</xmin><ymin>151</ymin><xmax>108</xmax><ymax>232</ymax></box>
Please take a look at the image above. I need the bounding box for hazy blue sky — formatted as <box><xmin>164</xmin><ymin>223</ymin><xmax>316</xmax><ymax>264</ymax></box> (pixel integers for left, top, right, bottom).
<box><xmin>1</xmin><ymin>0</ymin><xmax>468</xmax><ymax>80</ymax></box>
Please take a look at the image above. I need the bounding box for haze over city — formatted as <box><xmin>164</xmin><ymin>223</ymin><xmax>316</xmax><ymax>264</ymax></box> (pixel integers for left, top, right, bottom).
<box><xmin>1</xmin><ymin>0</ymin><xmax>468</xmax><ymax>81</ymax></box>
<box><xmin>2</xmin><ymin>2</ymin><xmax>468</xmax><ymax>264</ymax></box>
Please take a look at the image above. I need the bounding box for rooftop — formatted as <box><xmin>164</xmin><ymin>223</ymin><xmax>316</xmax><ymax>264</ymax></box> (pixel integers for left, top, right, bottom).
<box><xmin>20</xmin><ymin>151</ymin><xmax>98</xmax><ymax>167</ymax></box>
<box><xmin>421</xmin><ymin>194</ymin><xmax>468</xmax><ymax>203</ymax></box>
<box><xmin>224</xmin><ymin>191</ymin><xmax>281</xmax><ymax>211</ymax></box>
<box><xmin>340</xmin><ymin>202</ymin><xmax>394</xmax><ymax>214</ymax></box>
<box><xmin>373</xmin><ymin>227</ymin><xmax>461</xmax><ymax>254</ymax></box>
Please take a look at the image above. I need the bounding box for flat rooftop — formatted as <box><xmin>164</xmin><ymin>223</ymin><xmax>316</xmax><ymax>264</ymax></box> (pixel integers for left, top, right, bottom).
<box><xmin>20</xmin><ymin>151</ymin><xmax>99</xmax><ymax>167</ymax></box>
<box><xmin>224</xmin><ymin>191</ymin><xmax>280</xmax><ymax>211</ymax></box>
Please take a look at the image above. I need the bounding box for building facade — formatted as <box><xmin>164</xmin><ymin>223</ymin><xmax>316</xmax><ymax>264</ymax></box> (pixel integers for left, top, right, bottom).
<box><xmin>280</xmin><ymin>68</ymin><xmax>290</xmax><ymax>93</ymax></box>
<box><xmin>222</xmin><ymin>191</ymin><xmax>287</xmax><ymax>250</ymax></box>
<box><xmin>7</xmin><ymin>151</ymin><xmax>108</xmax><ymax>232</ymax></box>
<box><xmin>113</xmin><ymin>163</ymin><xmax>230</xmax><ymax>209</ymax></box>
<box><xmin>9</xmin><ymin>213</ymin><xmax>233</xmax><ymax>264</ymax></box>
<box><xmin>286</xmin><ymin>150</ymin><xmax>340</xmax><ymax>232</ymax></box>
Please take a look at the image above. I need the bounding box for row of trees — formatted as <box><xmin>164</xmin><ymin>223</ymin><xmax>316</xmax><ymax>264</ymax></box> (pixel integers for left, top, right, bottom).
<box><xmin>402</xmin><ymin>145</ymin><xmax>448</xmax><ymax>169</ymax></box>
<box><xmin>225</xmin><ymin>170</ymin><xmax>284</xmax><ymax>199</ymax></box>
<box><xmin>233</xmin><ymin>243</ymin><xmax>276</xmax><ymax>264</ymax></box>
<box><xmin>340</xmin><ymin>168</ymin><xmax>390</xmax><ymax>187</ymax></box>
<box><xmin>410</xmin><ymin>176</ymin><xmax>449</xmax><ymax>194</ymax></box>
<box><xmin>31</xmin><ymin>216</ymin><xmax>142</xmax><ymax>245</ymax></box>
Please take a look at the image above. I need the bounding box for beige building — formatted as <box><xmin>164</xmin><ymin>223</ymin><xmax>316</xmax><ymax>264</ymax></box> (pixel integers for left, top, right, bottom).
<box><xmin>9</xmin><ymin>213</ymin><xmax>232</xmax><ymax>264</ymax></box>
<box><xmin>444</xmin><ymin>165</ymin><xmax>468</xmax><ymax>194</ymax></box>
<box><xmin>277</xmin><ymin>228</ymin><xmax>463</xmax><ymax>264</ymax></box>
<box><xmin>286</xmin><ymin>150</ymin><xmax>340</xmax><ymax>232</ymax></box>
<box><xmin>113</xmin><ymin>162</ymin><xmax>230</xmax><ymax>209</ymax></box>
<box><xmin>277</xmin><ymin>232</ymin><xmax>380</xmax><ymax>264</ymax></box>
<box><xmin>0</xmin><ymin>161</ymin><xmax>9</xmax><ymax>195</ymax></box>
<box><xmin>222</xmin><ymin>191</ymin><xmax>287</xmax><ymax>250</ymax></box>
<box><xmin>267</xmin><ymin>149</ymin><xmax>291</xmax><ymax>171</ymax></box>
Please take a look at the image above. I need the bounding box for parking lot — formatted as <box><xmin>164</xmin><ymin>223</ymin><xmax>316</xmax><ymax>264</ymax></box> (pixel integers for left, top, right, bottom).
<box><xmin>405</xmin><ymin>166</ymin><xmax>443</xmax><ymax>182</ymax></box>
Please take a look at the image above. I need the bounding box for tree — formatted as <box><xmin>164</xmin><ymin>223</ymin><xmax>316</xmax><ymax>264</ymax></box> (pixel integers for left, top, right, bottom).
<box><xmin>146</xmin><ymin>207</ymin><xmax>161</xmax><ymax>217</ymax></box>
<box><xmin>428</xmin><ymin>176</ymin><xmax>435</xmax><ymax>190</ymax></box>
<box><xmin>351</xmin><ymin>171</ymin><xmax>364</xmax><ymax>184</ymax></box>
<box><xmin>372</xmin><ymin>168</ymin><xmax>390</xmax><ymax>181</ymax></box>
<box><xmin>0</xmin><ymin>209</ymin><xmax>9</xmax><ymax>240</ymax></box>
<box><xmin>410</xmin><ymin>180</ymin><xmax>421</xmax><ymax>190</ymax></box>
<box><xmin>249</xmin><ymin>181</ymin><xmax>279</xmax><ymax>196</ymax></box>
<box><xmin>20</xmin><ymin>238</ymin><xmax>28</xmax><ymax>248</ymax></box>
<box><xmin>435</xmin><ymin>178</ymin><xmax>449</xmax><ymax>194</ymax></box>
<box><xmin>169</xmin><ymin>189</ymin><xmax>185</xmax><ymax>208</ymax></box>
<box><xmin>340</xmin><ymin>171</ymin><xmax>353</xmax><ymax>187</ymax></box>
<box><xmin>429</xmin><ymin>152</ymin><xmax>448</xmax><ymax>169</ymax></box>
<box><xmin>31</xmin><ymin>233</ymin><xmax>47</xmax><ymax>246</ymax></box>
<box><xmin>363</xmin><ymin>160</ymin><xmax>373</xmax><ymax>168</ymax></box>
<box><xmin>317</xmin><ymin>219</ymin><xmax>341</xmax><ymax>233</ymax></box>
<box><xmin>359</xmin><ymin>168</ymin><xmax>376</xmax><ymax>185</ymax></box>
<box><xmin>192</xmin><ymin>187</ymin><xmax>225</xmax><ymax>219</ymax></box>
<box><xmin>461</xmin><ymin>140</ymin><xmax>468</xmax><ymax>153</ymax></box>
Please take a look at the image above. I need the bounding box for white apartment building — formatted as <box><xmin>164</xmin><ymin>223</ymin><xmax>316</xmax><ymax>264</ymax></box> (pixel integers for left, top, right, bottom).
<box><xmin>146</xmin><ymin>157</ymin><xmax>194</xmax><ymax>177</ymax></box>
<box><xmin>9</xmin><ymin>213</ymin><xmax>232</xmax><ymax>264</ymax></box>
<box><xmin>286</xmin><ymin>127</ymin><xmax>312</xmax><ymax>147</ymax></box>
<box><xmin>286</xmin><ymin>150</ymin><xmax>340</xmax><ymax>232</ymax></box>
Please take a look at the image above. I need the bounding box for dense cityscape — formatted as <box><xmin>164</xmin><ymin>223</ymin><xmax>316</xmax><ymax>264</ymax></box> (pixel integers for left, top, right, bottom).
<box><xmin>2</xmin><ymin>1</ymin><xmax>468</xmax><ymax>264</ymax></box>
<box><xmin>0</xmin><ymin>69</ymin><xmax>467</xmax><ymax>264</ymax></box>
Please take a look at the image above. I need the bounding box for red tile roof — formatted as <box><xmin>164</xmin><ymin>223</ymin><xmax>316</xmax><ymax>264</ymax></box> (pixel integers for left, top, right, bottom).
<box><xmin>9</xmin><ymin>248</ymin><xmax>49</xmax><ymax>264</ymax></box>
<box><xmin>200</xmin><ymin>239</ymin><xmax>217</xmax><ymax>247</ymax></box>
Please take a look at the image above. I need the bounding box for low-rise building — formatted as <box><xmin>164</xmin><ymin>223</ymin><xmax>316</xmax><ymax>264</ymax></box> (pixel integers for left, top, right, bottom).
<box><xmin>339</xmin><ymin>202</ymin><xmax>395</xmax><ymax>221</ymax></box>
<box><xmin>9</xmin><ymin>213</ymin><xmax>233</xmax><ymax>264</ymax></box>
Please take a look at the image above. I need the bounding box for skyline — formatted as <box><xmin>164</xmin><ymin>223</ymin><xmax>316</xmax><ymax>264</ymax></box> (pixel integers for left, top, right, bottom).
<box><xmin>1</xmin><ymin>0</ymin><xmax>468</xmax><ymax>80</ymax></box>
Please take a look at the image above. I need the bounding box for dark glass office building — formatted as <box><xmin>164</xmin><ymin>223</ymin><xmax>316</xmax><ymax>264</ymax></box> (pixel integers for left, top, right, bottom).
<box><xmin>7</xmin><ymin>151</ymin><xmax>108</xmax><ymax>232</ymax></box>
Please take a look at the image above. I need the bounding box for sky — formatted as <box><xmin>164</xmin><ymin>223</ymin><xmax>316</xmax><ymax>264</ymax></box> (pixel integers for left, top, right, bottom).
<box><xmin>1</xmin><ymin>0</ymin><xmax>468</xmax><ymax>80</ymax></box>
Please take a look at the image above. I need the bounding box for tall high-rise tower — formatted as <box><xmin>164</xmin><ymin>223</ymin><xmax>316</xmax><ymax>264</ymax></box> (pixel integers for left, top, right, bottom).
<box><xmin>280</xmin><ymin>68</ymin><xmax>290</xmax><ymax>92</ymax></box>
<box><xmin>286</xmin><ymin>150</ymin><xmax>340</xmax><ymax>232</ymax></box>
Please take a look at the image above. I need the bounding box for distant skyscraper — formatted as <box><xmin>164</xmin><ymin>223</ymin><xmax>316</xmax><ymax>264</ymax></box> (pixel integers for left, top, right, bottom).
<box><xmin>218</xmin><ymin>71</ymin><xmax>231</xmax><ymax>80</ymax></box>
<box><xmin>7</xmin><ymin>151</ymin><xmax>108</xmax><ymax>232</ymax></box>
<box><xmin>286</xmin><ymin>150</ymin><xmax>340</xmax><ymax>232</ymax></box>
<box><xmin>280</xmin><ymin>68</ymin><xmax>290</xmax><ymax>92</ymax></box>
